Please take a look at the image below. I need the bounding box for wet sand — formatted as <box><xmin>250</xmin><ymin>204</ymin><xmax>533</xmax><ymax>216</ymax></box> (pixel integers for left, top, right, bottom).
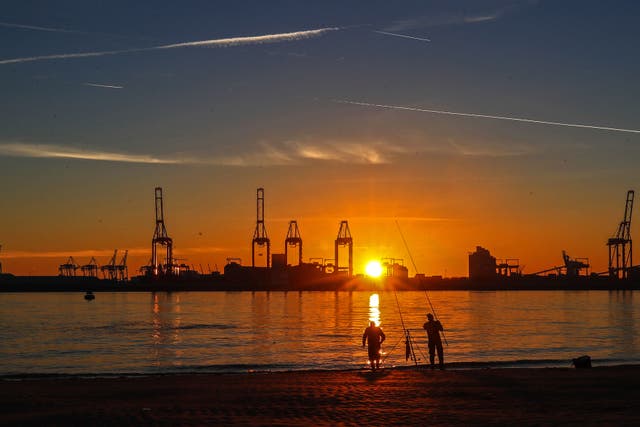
<box><xmin>1</xmin><ymin>365</ymin><xmax>639</xmax><ymax>426</ymax></box>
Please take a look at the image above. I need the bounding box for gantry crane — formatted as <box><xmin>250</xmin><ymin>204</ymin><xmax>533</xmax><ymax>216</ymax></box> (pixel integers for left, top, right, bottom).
<box><xmin>252</xmin><ymin>188</ymin><xmax>270</xmax><ymax>267</ymax></box>
<box><xmin>335</xmin><ymin>221</ymin><xmax>353</xmax><ymax>276</ymax></box>
<box><xmin>101</xmin><ymin>250</ymin><xmax>118</xmax><ymax>280</ymax></box>
<box><xmin>58</xmin><ymin>256</ymin><xmax>78</xmax><ymax>277</ymax></box>
<box><xmin>152</xmin><ymin>187</ymin><xmax>173</xmax><ymax>275</ymax></box>
<box><xmin>116</xmin><ymin>250</ymin><xmax>128</xmax><ymax>282</ymax></box>
<box><xmin>80</xmin><ymin>257</ymin><xmax>99</xmax><ymax>278</ymax></box>
<box><xmin>608</xmin><ymin>190</ymin><xmax>634</xmax><ymax>278</ymax></box>
<box><xmin>285</xmin><ymin>220</ymin><xmax>302</xmax><ymax>266</ymax></box>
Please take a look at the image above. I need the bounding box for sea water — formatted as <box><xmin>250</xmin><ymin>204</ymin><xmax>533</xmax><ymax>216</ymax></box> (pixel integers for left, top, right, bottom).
<box><xmin>0</xmin><ymin>291</ymin><xmax>638</xmax><ymax>375</ymax></box>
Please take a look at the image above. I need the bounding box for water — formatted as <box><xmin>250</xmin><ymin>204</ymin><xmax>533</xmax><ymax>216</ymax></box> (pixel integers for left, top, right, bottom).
<box><xmin>0</xmin><ymin>291</ymin><xmax>638</xmax><ymax>375</ymax></box>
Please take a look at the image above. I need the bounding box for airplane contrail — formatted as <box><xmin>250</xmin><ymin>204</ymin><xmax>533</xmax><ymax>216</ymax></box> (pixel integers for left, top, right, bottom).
<box><xmin>83</xmin><ymin>82</ymin><xmax>123</xmax><ymax>89</ymax></box>
<box><xmin>0</xmin><ymin>27</ymin><xmax>340</xmax><ymax>65</ymax></box>
<box><xmin>374</xmin><ymin>30</ymin><xmax>431</xmax><ymax>42</ymax></box>
<box><xmin>0</xmin><ymin>21</ymin><xmax>81</xmax><ymax>33</ymax></box>
<box><xmin>336</xmin><ymin>100</ymin><xmax>640</xmax><ymax>135</ymax></box>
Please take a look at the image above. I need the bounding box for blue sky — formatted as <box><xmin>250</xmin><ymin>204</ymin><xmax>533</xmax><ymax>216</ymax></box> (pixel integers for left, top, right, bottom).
<box><xmin>1</xmin><ymin>0</ymin><xmax>639</xmax><ymax>275</ymax></box>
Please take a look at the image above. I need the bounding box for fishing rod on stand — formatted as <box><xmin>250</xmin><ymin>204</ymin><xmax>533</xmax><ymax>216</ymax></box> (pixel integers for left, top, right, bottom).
<box><xmin>395</xmin><ymin>220</ymin><xmax>448</xmax><ymax>346</ymax></box>
<box><xmin>393</xmin><ymin>288</ymin><xmax>419</xmax><ymax>367</ymax></box>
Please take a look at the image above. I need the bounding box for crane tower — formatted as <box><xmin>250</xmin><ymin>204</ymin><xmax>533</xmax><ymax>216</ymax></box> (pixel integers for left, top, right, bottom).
<box><xmin>335</xmin><ymin>221</ymin><xmax>353</xmax><ymax>276</ymax></box>
<box><xmin>152</xmin><ymin>187</ymin><xmax>173</xmax><ymax>275</ymax></box>
<box><xmin>285</xmin><ymin>220</ymin><xmax>303</xmax><ymax>266</ymax></box>
<box><xmin>608</xmin><ymin>190</ymin><xmax>634</xmax><ymax>278</ymax></box>
<box><xmin>252</xmin><ymin>188</ymin><xmax>270</xmax><ymax>267</ymax></box>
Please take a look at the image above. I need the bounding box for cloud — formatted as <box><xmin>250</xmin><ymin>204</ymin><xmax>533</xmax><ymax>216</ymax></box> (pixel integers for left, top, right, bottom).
<box><xmin>0</xmin><ymin>138</ymin><xmax>404</xmax><ymax>166</ymax></box>
<box><xmin>335</xmin><ymin>100</ymin><xmax>640</xmax><ymax>135</ymax></box>
<box><xmin>82</xmin><ymin>82</ymin><xmax>123</xmax><ymax>89</ymax></box>
<box><xmin>383</xmin><ymin>1</ymin><xmax>536</xmax><ymax>32</ymax></box>
<box><xmin>0</xmin><ymin>142</ymin><xmax>185</xmax><ymax>164</ymax></box>
<box><xmin>270</xmin><ymin>216</ymin><xmax>453</xmax><ymax>223</ymax></box>
<box><xmin>373</xmin><ymin>30</ymin><xmax>431</xmax><ymax>43</ymax></box>
<box><xmin>447</xmin><ymin>139</ymin><xmax>535</xmax><ymax>157</ymax></box>
<box><xmin>2</xmin><ymin>246</ymin><xmax>230</xmax><ymax>260</ymax></box>
<box><xmin>0</xmin><ymin>27</ymin><xmax>340</xmax><ymax>65</ymax></box>
<box><xmin>0</xmin><ymin>21</ymin><xmax>80</xmax><ymax>34</ymax></box>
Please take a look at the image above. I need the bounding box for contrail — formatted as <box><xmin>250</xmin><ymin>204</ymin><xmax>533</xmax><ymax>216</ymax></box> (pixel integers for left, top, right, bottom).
<box><xmin>83</xmin><ymin>82</ymin><xmax>123</xmax><ymax>89</ymax></box>
<box><xmin>374</xmin><ymin>30</ymin><xmax>431</xmax><ymax>42</ymax></box>
<box><xmin>0</xmin><ymin>21</ymin><xmax>80</xmax><ymax>33</ymax></box>
<box><xmin>0</xmin><ymin>27</ymin><xmax>340</xmax><ymax>65</ymax></box>
<box><xmin>336</xmin><ymin>100</ymin><xmax>640</xmax><ymax>135</ymax></box>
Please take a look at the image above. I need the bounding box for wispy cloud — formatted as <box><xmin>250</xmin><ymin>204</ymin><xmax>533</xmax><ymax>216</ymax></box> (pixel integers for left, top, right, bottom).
<box><xmin>447</xmin><ymin>139</ymin><xmax>534</xmax><ymax>157</ymax></box>
<box><xmin>383</xmin><ymin>1</ymin><xmax>536</xmax><ymax>32</ymax></box>
<box><xmin>335</xmin><ymin>100</ymin><xmax>640</xmax><ymax>135</ymax></box>
<box><xmin>0</xmin><ymin>139</ymin><xmax>404</xmax><ymax>166</ymax></box>
<box><xmin>82</xmin><ymin>82</ymin><xmax>123</xmax><ymax>89</ymax></box>
<box><xmin>373</xmin><ymin>30</ymin><xmax>431</xmax><ymax>43</ymax></box>
<box><xmin>0</xmin><ymin>21</ymin><xmax>80</xmax><ymax>34</ymax></box>
<box><xmin>0</xmin><ymin>142</ymin><xmax>183</xmax><ymax>164</ymax></box>
<box><xmin>270</xmin><ymin>216</ymin><xmax>453</xmax><ymax>223</ymax></box>
<box><xmin>0</xmin><ymin>27</ymin><xmax>340</xmax><ymax>65</ymax></box>
<box><xmin>2</xmin><ymin>246</ymin><xmax>230</xmax><ymax>260</ymax></box>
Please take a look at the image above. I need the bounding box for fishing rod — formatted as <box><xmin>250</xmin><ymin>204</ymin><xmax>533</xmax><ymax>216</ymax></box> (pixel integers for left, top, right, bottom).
<box><xmin>395</xmin><ymin>220</ymin><xmax>448</xmax><ymax>346</ymax></box>
<box><xmin>393</xmin><ymin>288</ymin><xmax>419</xmax><ymax>366</ymax></box>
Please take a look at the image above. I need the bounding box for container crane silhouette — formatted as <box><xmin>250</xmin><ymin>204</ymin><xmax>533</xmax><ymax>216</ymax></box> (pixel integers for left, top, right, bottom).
<box><xmin>335</xmin><ymin>221</ymin><xmax>353</xmax><ymax>276</ymax></box>
<box><xmin>285</xmin><ymin>220</ymin><xmax>302</xmax><ymax>266</ymax></box>
<box><xmin>608</xmin><ymin>190</ymin><xmax>634</xmax><ymax>278</ymax></box>
<box><xmin>252</xmin><ymin>188</ymin><xmax>270</xmax><ymax>267</ymax></box>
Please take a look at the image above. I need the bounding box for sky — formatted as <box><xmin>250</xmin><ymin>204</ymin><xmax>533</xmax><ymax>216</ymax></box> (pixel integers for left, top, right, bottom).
<box><xmin>1</xmin><ymin>0</ymin><xmax>639</xmax><ymax>277</ymax></box>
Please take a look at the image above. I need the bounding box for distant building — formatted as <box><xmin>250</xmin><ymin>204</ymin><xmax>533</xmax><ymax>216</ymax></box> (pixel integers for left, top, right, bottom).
<box><xmin>469</xmin><ymin>246</ymin><xmax>497</xmax><ymax>279</ymax></box>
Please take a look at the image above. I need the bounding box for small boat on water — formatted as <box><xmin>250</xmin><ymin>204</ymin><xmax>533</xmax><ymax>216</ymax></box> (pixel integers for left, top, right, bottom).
<box><xmin>84</xmin><ymin>291</ymin><xmax>95</xmax><ymax>301</ymax></box>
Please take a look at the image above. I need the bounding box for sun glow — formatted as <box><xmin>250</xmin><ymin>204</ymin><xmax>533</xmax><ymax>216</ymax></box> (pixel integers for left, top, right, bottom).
<box><xmin>365</xmin><ymin>261</ymin><xmax>383</xmax><ymax>278</ymax></box>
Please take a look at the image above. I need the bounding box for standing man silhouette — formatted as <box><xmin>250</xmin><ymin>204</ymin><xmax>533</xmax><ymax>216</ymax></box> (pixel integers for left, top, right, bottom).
<box><xmin>362</xmin><ymin>321</ymin><xmax>386</xmax><ymax>371</ymax></box>
<box><xmin>423</xmin><ymin>313</ymin><xmax>444</xmax><ymax>369</ymax></box>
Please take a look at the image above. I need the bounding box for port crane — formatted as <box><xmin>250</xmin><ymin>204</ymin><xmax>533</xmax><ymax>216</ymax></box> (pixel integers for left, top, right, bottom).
<box><xmin>285</xmin><ymin>220</ymin><xmax>302</xmax><ymax>266</ymax></box>
<box><xmin>116</xmin><ymin>250</ymin><xmax>128</xmax><ymax>281</ymax></box>
<box><xmin>335</xmin><ymin>221</ymin><xmax>353</xmax><ymax>276</ymax></box>
<box><xmin>152</xmin><ymin>187</ymin><xmax>173</xmax><ymax>276</ymax></box>
<box><xmin>531</xmin><ymin>251</ymin><xmax>590</xmax><ymax>277</ymax></box>
<box><xmin>101</xmin><ymin>250</ymin><xmax>118</xmax><ymax>280</ymax></box>
<box><xmin>59</xmin><ymin>257</ymin><xmax>78</xmax><ymax>277</ymax></box>
<box><xmin>80</xmin><ymin>257</ymin><xmax>99</xmax><ymax>278</ymax></box>
<box><xmin>607</xmin><ymin>190</ymin><xmax>633</xmax><ymax>278</ymax></box>
<box><xmin>252</xmin><ymin>188</ymin><xmax>270</xmax><ymax>268</ymax></box>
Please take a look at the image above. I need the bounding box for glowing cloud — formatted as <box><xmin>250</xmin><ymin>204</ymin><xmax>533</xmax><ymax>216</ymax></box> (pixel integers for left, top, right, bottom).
<box><xmin>0</xmin><ymin>27</ymin><xmax>340</xmax><ymax>65</ymax></box>
<box><xmin>0</xmin><ymin>142</ymin><xmax>183</xmax><ymax>164</ymax></box>
<box><xmin>336</xmin><ymin>100</ymin><xmax>640</xmax><ymax>135</ymax></box>
<box><xmin>0</xmin><ymin>139</ymin><xmax>402</xmax><ymax>166</ymax></box>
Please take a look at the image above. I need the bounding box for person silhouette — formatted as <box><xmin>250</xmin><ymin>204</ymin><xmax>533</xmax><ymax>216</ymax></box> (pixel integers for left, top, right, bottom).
<box><xmin>423</xmin><ymin>313</ymin><xmax>444</xmax><ymax>369</ymax></box>
<box><xmin>362</xmin><ymin>321</ymin><xmax>386</xmax><ymax>371</ymax></box>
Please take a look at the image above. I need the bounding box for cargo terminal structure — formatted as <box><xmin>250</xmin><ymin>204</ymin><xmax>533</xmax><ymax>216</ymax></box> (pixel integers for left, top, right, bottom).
<box><xmin>2</xmin><ymin>188</ymin><xmax>640</xmax><ymax>292</ymax></box>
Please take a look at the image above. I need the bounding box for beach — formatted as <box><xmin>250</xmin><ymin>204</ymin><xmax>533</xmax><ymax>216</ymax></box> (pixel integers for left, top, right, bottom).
<box><xmin>1</xmin><ymin>365</ymin><xmax>639</xmax><ymax>426</ymax></box>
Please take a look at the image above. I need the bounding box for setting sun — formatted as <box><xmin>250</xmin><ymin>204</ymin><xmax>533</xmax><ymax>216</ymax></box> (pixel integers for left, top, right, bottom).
<box><xmin>365</xmin><ymin>261</ymin><xmax>383</xmax><ymax>278</ymax></box>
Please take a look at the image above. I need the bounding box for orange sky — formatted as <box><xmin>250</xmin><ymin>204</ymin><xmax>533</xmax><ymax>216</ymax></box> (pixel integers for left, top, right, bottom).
<box><xmin>0</xmin><ymin>162</ymin><xmax>631</xmax><ymax>277</ymax></box>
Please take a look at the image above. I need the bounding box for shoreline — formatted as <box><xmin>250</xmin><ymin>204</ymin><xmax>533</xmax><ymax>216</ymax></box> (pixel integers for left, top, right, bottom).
<box><xmin>3</xmin><ymin>359</ymin><xmax>639</xmax><ymax>379</ymax></box>
<box><xmin>1</xmin><ymin>365</ymin><xmax>639</xmax><ymax>425</ymax></box>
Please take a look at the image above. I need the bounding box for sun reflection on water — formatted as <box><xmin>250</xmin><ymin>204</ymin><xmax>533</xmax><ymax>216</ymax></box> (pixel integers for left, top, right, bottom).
<box><xmin>369</xmin><ymin>293</ymin><xmax>380</xmax><ymax>326</ymax></box>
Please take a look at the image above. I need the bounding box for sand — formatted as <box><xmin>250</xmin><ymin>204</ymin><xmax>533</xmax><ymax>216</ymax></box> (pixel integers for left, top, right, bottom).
<box><xmin>1</xmin><ymin>365</ymin><xmax>639</xmax><ymax>426</ymax></box>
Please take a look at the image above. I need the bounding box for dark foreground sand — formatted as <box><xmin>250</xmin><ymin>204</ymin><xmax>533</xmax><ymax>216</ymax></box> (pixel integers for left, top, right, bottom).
<box><xmin>1</xmin><ymin>365</ymin><xmax>639</xmax><ymax>426</ymax></box>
